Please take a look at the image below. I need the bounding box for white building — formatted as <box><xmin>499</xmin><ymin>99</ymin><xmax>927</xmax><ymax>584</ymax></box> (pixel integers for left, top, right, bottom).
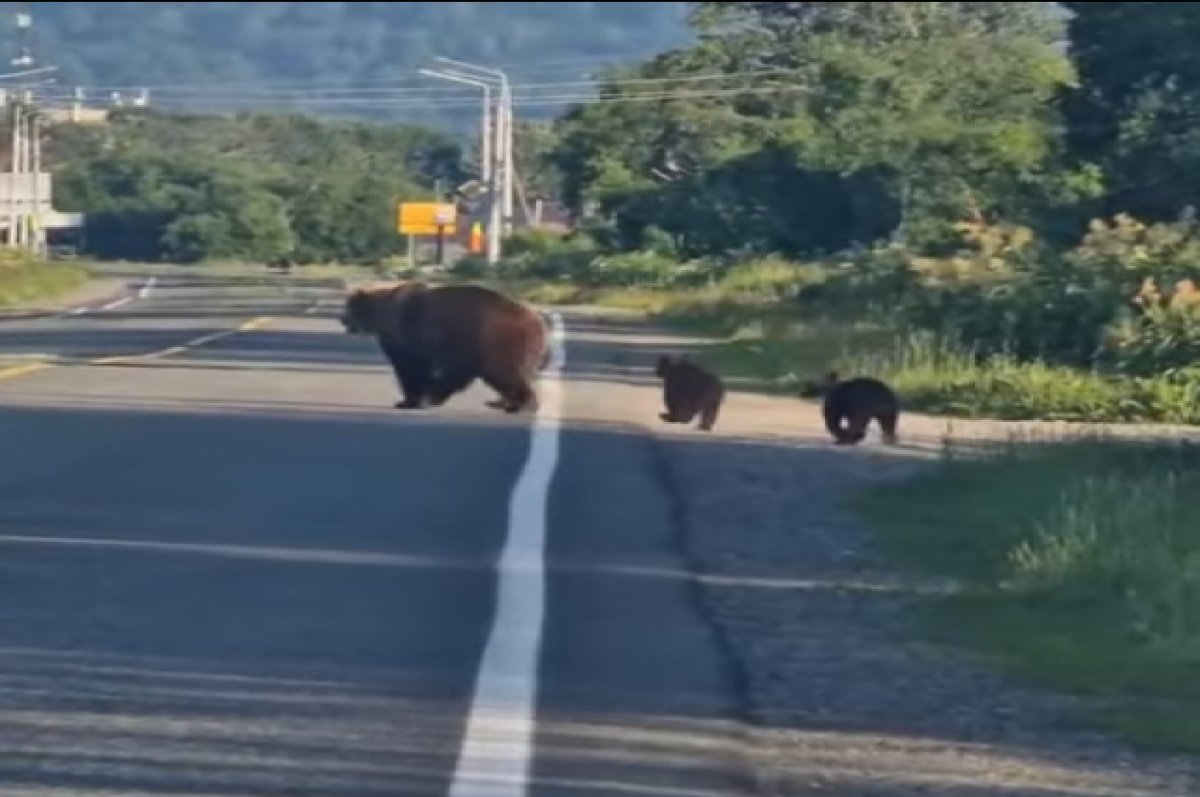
<box><xmin>0</xmin><ymin>171</ymin><xmax>84</xmax><ymax>238</ymax></box>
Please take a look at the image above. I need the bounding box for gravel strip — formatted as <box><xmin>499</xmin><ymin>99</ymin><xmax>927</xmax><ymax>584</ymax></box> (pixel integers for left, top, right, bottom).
<box><xmin>560</xmin><ymin>306</ymin><xmax>1200</xmax><ymax>796</ymax></box>
<box><xmin>654</xmin><ymin>424</ymin><xmax>1200</xmax><ymax>796</ymax></box>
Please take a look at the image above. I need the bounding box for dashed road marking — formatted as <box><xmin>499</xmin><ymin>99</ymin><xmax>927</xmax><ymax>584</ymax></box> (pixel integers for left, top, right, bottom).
<box><xmin>99</xmin><ymin>297</ymin><xmax>132</xmax><ymax>311</ymax></box>
<box><xmin>58</xmin><ymin>277</ymin><xmax>155</xmax><ymax>317</ymax></box>
<box><xmin>90</xmin><ymin>316</ymin><xmax>273</xmax><ymax>366</ymax></box>
<box><xmin>0</xmin><ymin>362</ymin><xmax>52</xmax><ymax>381</ymax></box>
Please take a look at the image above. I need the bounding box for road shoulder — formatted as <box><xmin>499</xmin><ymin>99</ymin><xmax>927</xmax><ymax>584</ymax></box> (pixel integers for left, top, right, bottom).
<box><xmin>556</xmin><ymin>305</ymin><xmax>1200</xmax><ymax>796</ymax></box>
<box><xmin>0</xmin><ymin>276</ymin><xmax>132</xmax><ymax>320</ymax></box>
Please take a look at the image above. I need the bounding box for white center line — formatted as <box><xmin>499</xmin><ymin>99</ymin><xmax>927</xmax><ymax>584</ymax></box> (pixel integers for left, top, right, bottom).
<box><xmin>447</xmin><ymin>311</ymin><xmax>567</xmax><ymax>797</ymax></box>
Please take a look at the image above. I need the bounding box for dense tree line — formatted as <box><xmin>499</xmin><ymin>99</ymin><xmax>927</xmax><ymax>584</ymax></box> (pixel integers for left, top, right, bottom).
<box><xmin>546</xmin><ymin>2</ymin><xmax>1081</xmax><ymax>255</ymax></box>
<box><xmin>49</xmin><ymin>110</ymin><xmax>465</xmax><ymax>263</ymax></box>
<box><xmin>540</xmin><ymin>3</ymin><xmax>1200</xmax><ymax>258</ymax></box>
<box><xmin>54</xmin><ymin>2</ymin><xmax>1200</xmax><ymax>279</ymax></box>
<box><xmin>508</xmin><ymin>2</ymin><xmax>1200</xmax><ymax>406</ymax></box>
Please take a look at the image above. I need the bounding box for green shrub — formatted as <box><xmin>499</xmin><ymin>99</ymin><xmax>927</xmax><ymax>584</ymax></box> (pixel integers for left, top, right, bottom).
<box><xmin>513</xmin><ymin>214</ymin><xmax>1200</xmax><ymax>425</ymax></box>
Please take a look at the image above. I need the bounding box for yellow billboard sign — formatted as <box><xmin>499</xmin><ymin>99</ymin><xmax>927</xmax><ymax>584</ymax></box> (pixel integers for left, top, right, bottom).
<box><xmin>398</xmin><ymin>202</ymin><xmax>457</xmax><ymax>235</ymax></box>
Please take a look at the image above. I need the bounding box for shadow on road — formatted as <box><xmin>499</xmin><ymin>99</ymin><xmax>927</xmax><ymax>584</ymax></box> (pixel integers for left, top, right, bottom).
<box><xmin>0</xmin><ymin>401</ymin><xmax>527</xmax><ymax>796</ymax></box>
<box><xmin>0</xmin><ymin>392</ymin><xmax>1181</xmax><ymax>796</ymax></box>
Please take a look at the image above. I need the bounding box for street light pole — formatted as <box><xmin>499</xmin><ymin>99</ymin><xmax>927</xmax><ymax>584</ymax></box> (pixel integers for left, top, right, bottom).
<box><xmin>434</xmin><ymin>58</ymin><xmax>513</xmax><ymax>235</ymax></box>
<box><xmin>419</xmin><ymin>68</ymin><xmax>501</xmax><ymax>266</ymax></box>
<box><xmin>417</xmin><ymin>68</ymin><xmax>490</xmax><ymax>185</ymax></box>
<box><xmin>29</xmin><ymin>103</ymin><xmax>41</xmax><ymax>255</ymax></box>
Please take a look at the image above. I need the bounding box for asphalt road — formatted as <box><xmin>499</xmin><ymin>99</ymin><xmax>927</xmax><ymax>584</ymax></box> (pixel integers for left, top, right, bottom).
<box><xmin>0</xmin><ymin>271</ymin><xmax>745</xmax><ymax>796</ymax></box>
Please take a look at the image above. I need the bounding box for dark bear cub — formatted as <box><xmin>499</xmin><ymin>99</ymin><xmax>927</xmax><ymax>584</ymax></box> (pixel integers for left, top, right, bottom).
<box><xmin>655</xmin><ymin>354</ymin><xmax>724</xmax><ymax>432</ymax></box>
<box><xmin>808</xmin><ymin>370</ymin><xmax>898</xmax><ymax>445</ymax></box>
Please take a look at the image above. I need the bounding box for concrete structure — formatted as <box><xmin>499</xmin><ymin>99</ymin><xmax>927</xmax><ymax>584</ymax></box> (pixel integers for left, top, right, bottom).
<box><xmin>42</xmin><ymin>105</ymin><xmax>109</xmax><ymax>125</ymax></box>
<box><xmin>0</xmin><ymin>171</ymin><xmax>84</xmax><ymax>236</ymax></box>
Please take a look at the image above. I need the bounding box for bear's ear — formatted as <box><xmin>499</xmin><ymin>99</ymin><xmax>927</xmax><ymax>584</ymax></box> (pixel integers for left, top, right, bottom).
<box><xmin>654</xmin><ymin>354</ymin><xmax>672</xmax><ymax>375</ymax></box>
<box><xmin>822</xmin><ymin>370</ymin><xmax>839</xmax><ymax>384</ymax></box>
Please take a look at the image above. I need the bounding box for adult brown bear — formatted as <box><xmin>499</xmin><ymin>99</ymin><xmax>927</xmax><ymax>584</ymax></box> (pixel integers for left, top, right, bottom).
<box><xmin>340</xmin><ymin>281</ymin><xmax>550</xmax><ymax>412</ymax></box>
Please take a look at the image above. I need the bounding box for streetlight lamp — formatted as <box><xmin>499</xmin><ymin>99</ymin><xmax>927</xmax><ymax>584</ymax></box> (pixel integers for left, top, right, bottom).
<box><xmin>419</xmin><ymin>68</ymin><xmax>501</xmax><ymax>266</ymax></box>
<box><xmin>433</xmin><ymin>58</ymin><xmax>513</xmax><ymax>236</ymax></box>
<box><xmin>417</xmin><ymin>68</ymin><xmax>492</xmax><ymax>186</ymax></box>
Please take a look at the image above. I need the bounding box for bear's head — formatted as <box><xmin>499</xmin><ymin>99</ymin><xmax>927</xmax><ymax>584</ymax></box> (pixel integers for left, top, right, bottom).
<box><xmin>799</xmin><ymin>370</ymin><xmax>840</xmax><ymax>397</ymax></box>
<box><xmin>654</xmin><ymin>353</ymin><xmax>689</xmax><ymax>378</ymax></box>
<box><xmin>339</xmin><ymin>281</ymin><xmax>424</xmax><ymax>336</ymax></box>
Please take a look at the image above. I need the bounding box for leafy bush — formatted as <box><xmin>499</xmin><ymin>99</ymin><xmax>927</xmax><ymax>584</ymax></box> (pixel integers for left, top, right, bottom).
<box><xmin>587</xmin><ymin>250</ymin><xmax>693</xmax><ymax>288</ymax></box>
<box><xmin>509</xmin><ymin>214</ymin><xmax>1200</xmax><ymax>425</ymax></box>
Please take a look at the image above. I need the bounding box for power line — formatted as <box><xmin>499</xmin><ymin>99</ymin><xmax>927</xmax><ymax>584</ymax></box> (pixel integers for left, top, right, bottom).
<box><xmin>50</xmin><ymin>67</ymin><xmax>802</xmax><ymax>101</ymax></box>
<box><xmin>1</xmin><ymin>1</ymin><xmax>55</xmax><ymax>254</ymax></box>
<box><xmin>31</xmin><ymin>70</ymin><xmax>807</xmax><ymax>121</ymax></box>
<box><xmin>36</xmin><ymin>86</ymin><xmax>803</xmax><ymax>111</ymax></box>
<box><xmin>47</xmin><ymin>47</ymin><xmax>691</xmax><ymax>94</ymax></box>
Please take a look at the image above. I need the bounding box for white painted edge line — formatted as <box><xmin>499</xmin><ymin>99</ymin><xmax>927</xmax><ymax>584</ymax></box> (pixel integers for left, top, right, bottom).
<box><xmin>447</xmin><ymin>311</ymin><xmax>567</xmax><ymax>797</ymax></box>
<box><xmin>99</xmin><ymin>296</ymin><xmax>132</xmax><ymax>311</ymax></box>
<box><xmin>65</xmin><ymin>276</ymin><xmax>155</xmax><ymax>316</ymax></box>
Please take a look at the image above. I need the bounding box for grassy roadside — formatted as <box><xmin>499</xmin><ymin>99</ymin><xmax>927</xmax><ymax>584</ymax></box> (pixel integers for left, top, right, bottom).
<box><xmin>851</xmin><ymin>434</ymin><xmax>1200</xmax><ymax>754</ymax></box>
<box><xmin>508</xmin><ymin>276</ymin><xmax>1200</xmax><ymax>755</ymax></box>
<box><xmin>0</xmin><ymin>256</ymin><xmax>90</xmax><ymax>307</ymax></box>
<box><xmin>510</xmin><ymin>281</ymin><xmax>1200</xmax><ymax>425</ymax></box>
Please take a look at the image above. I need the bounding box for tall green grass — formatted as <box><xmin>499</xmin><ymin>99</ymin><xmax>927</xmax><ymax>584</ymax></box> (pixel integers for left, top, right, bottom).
<box><xmin>840</xmin><ymin>330</ymin><xmax>1200</xmax><ymax>424</ymax></box>
<box><xmin>518</xmin><ymin>279</ymin><xmax>1200</xmax><ymax>424</ymax></box>
<box><xmin>0</xmin><ymin>259</ymin><xmax>89</xmax><ymax>306</ymax></box>
<box><xmin>854</xmin><ymin>436</ymin><xmax>1200</xmax><ymax>752</ymax></box>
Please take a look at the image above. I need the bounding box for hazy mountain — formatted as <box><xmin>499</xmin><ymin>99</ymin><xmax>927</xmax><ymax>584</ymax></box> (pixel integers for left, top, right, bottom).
<box><xmin>7</xmin><ymin>3</ymin><xmax>691</xmax><ymax>124</ymax></box>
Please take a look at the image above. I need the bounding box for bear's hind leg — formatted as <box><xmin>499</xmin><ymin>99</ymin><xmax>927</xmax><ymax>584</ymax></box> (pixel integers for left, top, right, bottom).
<box><xmin>834</xmin><ymin>412</ymin><xmax>869</xmax><ymax>445</ymax></box>
<box><xmin>697</xmin><ymin>397</ymin><xmax>721</xmax><ymax>431</ymax></box>
<box><xmin>482</xmin><ymin>371</ymin><xmax>538</xmax><ymax>413</ymax></box>
<box><xmin>877</xmin><ymin>408</ymin><xmax>899</xmax><ymax>445</ymax></box>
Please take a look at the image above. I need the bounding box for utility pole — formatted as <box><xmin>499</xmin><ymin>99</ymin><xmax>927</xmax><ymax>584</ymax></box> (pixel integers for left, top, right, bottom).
<box><xmin>423</xmin><ymin>58</ymin><xmax>514</xmax><ymax>256</ymax></box>
<box><xmin>436</xmin><ymin>59</ymin><xmax>514</xmax><ymax>235</ymax></box>
<box><xmin>29</xmin><ymin>96</ymin><xmax>40</xmax><ymax>255</ymax></box>
<box><xmin>3</xmin><ymin>4</ymin><xmax>54</xmax><ymax>254</ymax></box>
<box><xmin>420</xmin><ymin>62</ymin><xmax>509</xmax><ymax>266</ymax></box>
<box><xmin>499</xmin><ymin>78</ymin><xmax>514</xmax><ymax>233</ymax></box>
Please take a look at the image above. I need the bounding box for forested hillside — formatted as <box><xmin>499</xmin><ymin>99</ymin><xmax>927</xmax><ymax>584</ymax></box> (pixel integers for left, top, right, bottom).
<box><xmin>22</xmin><ymin>2</ymin><xmax>691</xmax><ymax>121</ymax></box>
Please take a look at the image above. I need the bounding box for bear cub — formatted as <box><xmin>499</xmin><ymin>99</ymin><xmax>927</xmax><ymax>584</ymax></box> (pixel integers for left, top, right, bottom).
<box><xmin>806</xmin><ymin>370</ymin><xmax>898</xmax><ymax>445</ymax></box>
<box><xmin>655</xmin><ymin>354</ymin><xmax>724</xmax><ymax>432</ymax></box>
